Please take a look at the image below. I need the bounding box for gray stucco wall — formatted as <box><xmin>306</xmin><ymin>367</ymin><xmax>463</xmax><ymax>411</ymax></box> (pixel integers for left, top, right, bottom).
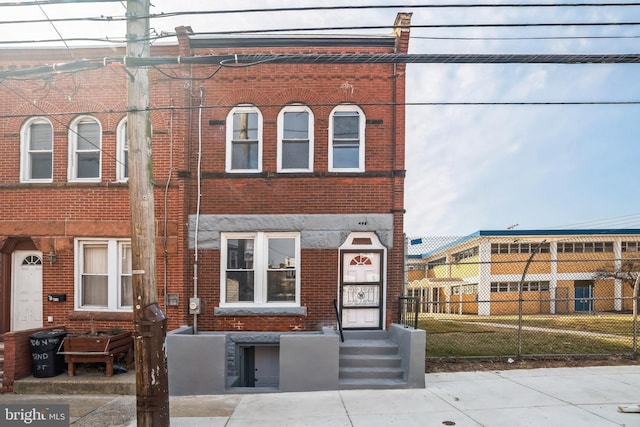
<box><xmin>188</xmin><ymin>214</ymin><xmax>394</xmax><ymax>249</ymax></box>
<box><xmin>166</xmin><ymin>327</ymin><xmax>227</xmax><ymax>396</ymax></box>
<box><xmin>167</xmin><ymin>328</ymin><xmax>341</xmax><ymax>394</ymax></box>
<box><xmin>389</xmin><ymin>324</ymin><xmax>426</xmax><ymax>388</ymax></box>
<box><xmin>279</xmin><ymin>328</ymin><xmax>340</xmax><ymax>392</ymax></box>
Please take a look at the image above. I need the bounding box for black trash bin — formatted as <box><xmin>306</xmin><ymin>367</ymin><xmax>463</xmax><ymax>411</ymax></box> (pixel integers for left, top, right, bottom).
<box><xmin>30</xmin><ymin>330</ymin><xmax>66</xmax><ymax>378</ymax></box>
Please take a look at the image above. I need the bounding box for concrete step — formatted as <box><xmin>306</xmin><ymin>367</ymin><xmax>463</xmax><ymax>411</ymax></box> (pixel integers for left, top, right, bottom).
<box><xmin>342</xmin><ymin>330</ymin><xmax>390</xmax><ymax>340</ymax></box>
<box><xmin>338</xmin><ymin>335</ymin><xmax>408</xmax><ymax>389</ymax></box>
<box><xmin>339</xmin><ymin>353</ymin><xmax>402</xmax><ymax>368</ymax></box>
<box><xmin>339</xmin><ymin>339</ymin><xmax>399</xmax><ymax>356</ymax></box>
<box><xmin>339</xmin><ymin>378</ymin><xmax>410</xmax><ymax>390</ymax></box>
<box><xmin>12</xmin><ymin>370</ymin><xmax>135</xmax><ymax>395</ymax></box>
<box><xmin>339</xmin><ymin>366</ymin><xmax>404</xmax><ymax>380</ymax></box>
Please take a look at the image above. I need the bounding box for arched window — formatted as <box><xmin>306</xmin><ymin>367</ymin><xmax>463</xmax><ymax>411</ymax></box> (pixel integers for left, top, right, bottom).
<box><xmin>328</xmin><ymin>104</ymin><xmax>365</xmax><ymax>172</ymax></box>
<box><xmin>68</xmin><ymin>116</ymin><xmax>101</xmax><ymax>182</ymax></box>
<box><xmin>226</xmin><ymin>105</ymin><xmax>262</xmax><ymax>173</ymax></box>
<box><xmin>277</xmin><ymin>104</ymin><xmax>314</xmax><ymax>172</ymax></box>
<box><xmin>20</xmin><ymin>117</ymin><xmax>53</xmax><ymax>182</ymax></box>
<box><xmin>116</xmin><ymin>118</ymin><xmax>128</xmax><ymax>181</ymax></box>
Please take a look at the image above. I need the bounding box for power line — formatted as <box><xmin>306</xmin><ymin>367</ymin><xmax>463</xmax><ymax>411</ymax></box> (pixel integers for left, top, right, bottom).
<box><xmin>546</xmin><ymin>213</ymin><xmax>640</xmax><ymax>229</ymax></box>
<box><xmin>0</xmin><ymin>99</ymin><xmax>639</xmax><ymax>121</ymax></box>
<box><xmin>0</xmin><ymin>0</ymin><xmax>121</xmax><ymax>6</ymax></box>
<box><xmin>3</xmin><ymin>21</ymin><xmax>640</xmax><ymax>45</ymax></box>
<box><xmin>413</xmin><ymin>34</ymin><xmax>640</xmax><ymax>41</ymax></box>
<box><xmin>2</xmin><ymin>52</ymin><xmax>640</xmax><ymax>80</ymax></box>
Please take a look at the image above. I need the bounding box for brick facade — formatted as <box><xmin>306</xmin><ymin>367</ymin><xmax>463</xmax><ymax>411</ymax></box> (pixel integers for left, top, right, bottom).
<box><xmin>0</xmin><ymin>13</ymin><xmax>410</xmax><ymax>345</ymax></box>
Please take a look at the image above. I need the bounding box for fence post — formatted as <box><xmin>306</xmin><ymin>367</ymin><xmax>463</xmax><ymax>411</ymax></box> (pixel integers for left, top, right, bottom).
<box><xmin>518</xmin><ymin>240</ymin><xmax>546</xmax><ymax>357</ymax></box>
<box><xmin>633</xmin><ymin>275</ymin><xmax>639</xmax><ymax>356</ymax></box>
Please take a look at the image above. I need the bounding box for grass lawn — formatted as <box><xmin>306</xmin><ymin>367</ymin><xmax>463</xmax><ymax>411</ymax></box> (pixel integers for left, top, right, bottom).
<box><xmin>419</xmin><ymin>317</ymin><xmax>635</xmax><ymax>357</ymax></box>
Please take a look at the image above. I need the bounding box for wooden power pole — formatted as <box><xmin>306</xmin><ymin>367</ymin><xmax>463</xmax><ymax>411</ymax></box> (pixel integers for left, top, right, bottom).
<box><xmin>126</xmin><ymin>1</ymin><xmax>170</xmax><ymax>425</ymax></box>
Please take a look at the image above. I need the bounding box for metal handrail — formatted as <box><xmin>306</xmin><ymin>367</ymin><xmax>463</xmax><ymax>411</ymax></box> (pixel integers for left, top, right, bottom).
<box><xmin>333</xmin><ymin>299</ymin><xmax>344</xmax><ymax>342</ymax></box>
<box><xmin>398</xmin><ymin>296</ymin><xmax>419</xmax><ymax>329</ymax></box>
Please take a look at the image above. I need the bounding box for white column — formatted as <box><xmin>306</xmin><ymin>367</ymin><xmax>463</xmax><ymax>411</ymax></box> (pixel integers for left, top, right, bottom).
<box><xmin>550</xmin><ymin>241</ymin><xmax>558</xmax><ymax>314</ymax></box>
<box><xmin>478</xmin><ymin>240</ymin><xmax>492</xmax><ymax>316</ymax></box>
<box><xmin>614</xmin><ymin>239</ymin><xmax>622</xmax><ymax>311</ymax></box>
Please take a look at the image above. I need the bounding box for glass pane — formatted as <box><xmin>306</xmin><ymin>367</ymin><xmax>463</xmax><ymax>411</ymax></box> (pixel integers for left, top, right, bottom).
<box><xmin>233</xmin><ymin>112</ymin><xmax>258</xmax><ymax>140</ymax></box>
<box><xmin>267</xmin><ymin>271</ymin><xmax>296</xmax><ymax>302</ymax></box>
<box><xmin>282</xmin><ymin>141</ymin><xmax>309</xmax><ymax>169</ymax></box>
<box><xmin>30</xmin><ymin>153</ymin><xmax>52</xmax><ymax>179</ymax></box>
<box><xmin>268</xmin><ymin>238</ymin><xmax>295</xmax><ymax>269</ymax></box>
<box><xmin>333</xmin><ymin>112</ymin><xmax>359</xmax><ymax>139</ymax></box>
<box><xmin>283</xmin><ymin>111</ymin><xmax>308</xmax><ymax>139</ymax></box>
<box><xmin>123</xmin><ymin>151</ymin><xmax>129</xmax><ymax>178</ymax></box>
<box><xmin>82</xmin><ymin>275</ymin><xmax>108</xmax><ymax>306</ymax></box>
<box><xmin>77</xmin><ymin>121</ymin><xmax>100</xmax><ymax>150</ymax></box>
<box><xmin>231</xmin><ymin>141</ymin><xmax>258</xmax><ymax>169</ymax></box>
<box><xmin>30</xmin><ymin>123</ymin><xmax>52</xmax><ymax>150</ymax></box>
<box><xmin>226</xmin><ymin>239</ymin><xmax>254</xmax><ymax>269</ymax></box>
<box><xmin>120</xmin><ymin>276</ymin><xmax>133</xmax><ymax>307</ymax></box>
<box><xmin>333</xmin><ymin>146</ymin><xmax>359</xmax><ymax>169</ymax></box>
<box><xmin>77</xmin><ymin>152</ymin><xmax>100</xmax><ymax>178</ymax></box>
<box><xmin>226</xmin><ymin>271</ymin><xmax>254</xmax><ymax>302</ymax></box>
<box><xmin>84</xmin><ymin>245</ymin><xmax>108</xmax><ymax>274</ymax></box>
<box><xmin>121</xmin><ymin>245</ymin><xmax>131</xmax><ymax>274</ymax></box>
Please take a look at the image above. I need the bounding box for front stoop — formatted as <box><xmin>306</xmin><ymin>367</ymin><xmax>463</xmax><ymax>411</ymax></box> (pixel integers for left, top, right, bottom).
<box><xmin>339</xmin><ymin>331</ymin><xmax>408</xmax><ymax>389</ymax></box>
<box><xmin>11</xmin><ymin>370</ymin><xmax>135</xmax><ymax>395</ymax></box>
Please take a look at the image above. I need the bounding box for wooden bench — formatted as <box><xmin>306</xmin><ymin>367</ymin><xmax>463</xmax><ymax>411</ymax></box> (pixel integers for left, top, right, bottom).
<box><xmin>60</xmin><ymin>332</ymin><xmax>133</xmax><ymax>377</ymax></box>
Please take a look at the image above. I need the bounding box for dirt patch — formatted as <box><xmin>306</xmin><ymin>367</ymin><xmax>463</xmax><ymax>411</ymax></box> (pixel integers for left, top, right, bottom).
<box><xmin>426</xmin><ymin>355</ymin><xmax>640</xmax><ymax>373</ymax></box>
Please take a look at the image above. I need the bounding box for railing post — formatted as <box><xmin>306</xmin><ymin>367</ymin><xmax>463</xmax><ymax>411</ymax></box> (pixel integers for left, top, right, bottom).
<box><xmin>333</xmin><ymin>299</ymin><xmax>344</xmax><ymax>342</ymax></box>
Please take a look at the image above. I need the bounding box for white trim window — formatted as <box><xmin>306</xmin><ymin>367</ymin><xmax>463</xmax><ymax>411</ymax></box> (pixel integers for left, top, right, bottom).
<box><xmin>277</xmin><ymin>105</ymin><xmax>314</xmax><ymax>172</ymax></box>
<box><xmin>75</xmin><ymin>238</ymin><xmax>132</xmax><ymax>311</ymax></box>
<box><xmin>20</xmin><ymin>117</ymin><xmax>54</xmax><ymax>183</ymax></box>
<box><xmin>226</xmin><ymin>105</ymin><xmax>262</xmax><ymax>173</ymax></box>
<box><xmin>68</xmin><ymin>116</ymin><xmax>101</xmax><ymax>182</ymax></box>
<box><xmin>221</xmin><ymin>232</ymin><xmax>300</xmax><ymax>306</ymax></box>
<box><xmin>116</xmin><ymin>118</ymin><xmax>129</xmax><ymax>181</ymax></box>
<box><xmin>328</xmin><ymin>104</ymin><xmax>365</xmax><ymax>172</ymax></box>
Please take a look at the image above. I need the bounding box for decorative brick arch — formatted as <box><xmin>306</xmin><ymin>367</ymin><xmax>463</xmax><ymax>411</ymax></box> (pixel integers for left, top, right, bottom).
<box><xmin>108</xmin><ymin>101</ymin><xmax>170</xmax><ymax>132</ymax></box>
<box><xmin>212</xmin><ymin>88</ymin><xmax>276</xmax><ymax>120</ymax></box>
<box><xmin>3</xmin><ymin>100</ymin><xmax>60</xmax><ymax>134</ymax></box>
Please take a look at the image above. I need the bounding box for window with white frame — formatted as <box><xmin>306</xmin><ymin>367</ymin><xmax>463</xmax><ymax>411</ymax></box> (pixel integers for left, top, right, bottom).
<box><xmin>329</xmin><ymin>105</ymin><xmax>365</xmax><ymax>172</ymax></box>
<box><xmin>69</xmin><ymin>116</ymin><xmax>101</xmax><ymax>181</ymax></box>
<box><xmin>226</xmin><ymin>106</ymin><xmax>262</xmax><ymax>173</ymax></box>
<box><xmin>75</xmin><ymin>239</ymin><xmax>132</xmax><ymax>311</ymax></box>
<box><xmin>277</xmin><ymin>105</ymin><xmax>313</xmax><ymax>172</ymax></box>
<box><xmin>20</xmin><ymin>117</ymin><xmax>54</xmax><ymax>182</ymax></box>
<box><xmin>116</xmin><ymin>118</ymin><xmax>128</xmax><ymax>181</ymax></box>
<box><xmin>221</xmin><ymin>232</ymin><xmax>300</xmax><ymax>306</ymax></box>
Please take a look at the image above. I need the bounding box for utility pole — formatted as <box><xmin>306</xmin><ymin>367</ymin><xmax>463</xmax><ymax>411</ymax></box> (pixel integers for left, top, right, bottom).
<box><xmin>126</xmin><ymin>1</ymin><xmax>170</xmax><ymax>425</ymax></box>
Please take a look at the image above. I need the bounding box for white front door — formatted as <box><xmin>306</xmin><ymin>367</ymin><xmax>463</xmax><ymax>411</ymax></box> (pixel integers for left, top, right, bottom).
<box><xmin>341</xmin><ymin>251</ymin><xmax>382</xmax><ymax>329</ymax></box>
<box><xmin>12</xmin><ymin>250</ymin><xmax>43</xmax><ymax>331</ymax></box>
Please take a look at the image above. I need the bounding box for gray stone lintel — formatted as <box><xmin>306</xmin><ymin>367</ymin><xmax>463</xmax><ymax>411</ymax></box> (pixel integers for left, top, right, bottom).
<box><xmin>214</xmin><ymin>306</ymin><xmax>307</xmax><ymax>316</ymax></box>
<box><xmin>188</xmin><ymin>214</ymin><xmax>394</xmax><ymax>250</ymax></box>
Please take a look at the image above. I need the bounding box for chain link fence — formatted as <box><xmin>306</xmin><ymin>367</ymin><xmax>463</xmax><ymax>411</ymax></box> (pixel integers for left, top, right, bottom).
<box><xmin>405</xmin><ymin>234</ymin><xmax>640</xmax><ymax>359</ymax></box>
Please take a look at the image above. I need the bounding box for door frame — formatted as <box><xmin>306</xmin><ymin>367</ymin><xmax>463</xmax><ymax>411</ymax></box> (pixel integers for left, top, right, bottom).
<box><xmin>11</xmin><ymin>249</ymin><xmax>44</xmax><ymax>331</ymax></box>
<box><xmin>0</xmin><ymin>238</ymin><xmax>38</xmax><ymax>336</ymax></box>
<box><xmin>338</xmin><ymin>232</ymin><xmax>387</xmax><ymax>330</ymax></box>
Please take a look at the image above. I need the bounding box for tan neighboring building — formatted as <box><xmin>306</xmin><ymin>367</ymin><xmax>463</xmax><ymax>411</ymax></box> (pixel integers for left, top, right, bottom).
<box><xmin>406</xmin><ymin>229</ymin><xmax>640</xmax><ymax>316</ymax></box>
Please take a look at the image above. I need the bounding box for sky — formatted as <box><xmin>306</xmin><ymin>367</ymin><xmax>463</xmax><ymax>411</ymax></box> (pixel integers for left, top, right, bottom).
<box><xmin>2</xmin><ymin>0</ymin><xmax>640</xmax><ymax>237</ymax></box>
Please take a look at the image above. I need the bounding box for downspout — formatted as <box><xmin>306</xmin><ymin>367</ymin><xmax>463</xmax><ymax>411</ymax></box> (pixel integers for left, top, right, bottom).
<box><xmin>162</xmin><ymin>99</ymin><xmax>174</xmax><ymax>311</ymax></box>
<box><xmin>193</xmin><ymin>87</ymin><xmax>204</xmax><ymax>333</ymax></box>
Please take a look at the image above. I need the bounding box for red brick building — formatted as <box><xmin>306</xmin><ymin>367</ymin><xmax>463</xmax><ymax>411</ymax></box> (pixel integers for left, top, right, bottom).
<box><xmin>0</xmin><ymin>13</ymin><xmax>411</xmax><ymax>381</ymax></box>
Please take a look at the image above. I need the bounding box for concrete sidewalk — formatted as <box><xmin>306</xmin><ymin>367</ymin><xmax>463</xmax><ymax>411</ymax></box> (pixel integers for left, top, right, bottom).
<box><xmin>2</xmin><ymin>365</ymin><xmax>640</xmax><ymax>426</ymax></box>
